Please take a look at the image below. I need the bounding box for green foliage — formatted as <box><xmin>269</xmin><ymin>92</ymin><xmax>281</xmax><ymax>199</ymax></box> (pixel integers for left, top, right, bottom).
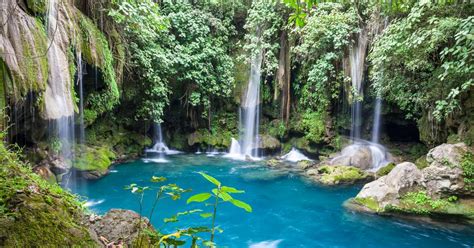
<box><xmin>397</xmin><ymin>191</ymin><xmax>452</xmax><ymax>214</ymax></box>
<box><xmin>77</xmin><ymin>14</ymin><xmax>120</xmax><ymax>123</ymax></box>
<box><xmin>125</xmin><ymin>172</ymin><xmax>251</xmax><ymax>247</ymax></box>
<box><xmin>110</xmin><ymin>1</ymin><xmax>235</xmax><ymax>122</ymax></box>
<box><xmin>293</xmin><ymin>3</ymin><xmax>358</xmax><ymax>112</ymax></box>
<box><xmin>243</xmin><ymin>0</ymin><xmax>284</xmax><ymax>76</ymax></box>
<box><xmin>291</xmin><ymin>111</ymin><xmax>327</xmax><ymax>144</ymax></box>
<box><xmin>461</xmin><ymin>152</ymin><xmax>474</xmax><ymax>190</ymax></box>
<box><xmin>370</xmin><ymin>2</ymin><xmax>473</xmax><ymax>122</ymax></box>
<box><xmin>188</xmin><ymin>172</ymin><xmax>252</xmax><ymax>244</ymax></box>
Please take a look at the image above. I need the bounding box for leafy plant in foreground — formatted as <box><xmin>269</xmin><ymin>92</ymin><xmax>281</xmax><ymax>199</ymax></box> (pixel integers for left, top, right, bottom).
<box><xmin>126</xmin><ymin>172</ymin><xmax>252</xmax><ymax>247</ymax></box>
<box><xmin>187</xmin><ymin>172</ymin><xmax>252</xmax><ymax>246</ymax></box>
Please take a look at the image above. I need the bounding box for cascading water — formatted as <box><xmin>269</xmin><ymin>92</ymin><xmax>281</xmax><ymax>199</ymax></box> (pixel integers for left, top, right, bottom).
<box><xmin>349</xmin><ymin>29</ymin><xmax>367</xmax><ymax>140</ymax></box>
<box><xmin>371</xmin><ymin>97</ymin><xmax>382</xmax><ymax>144</ymax></box>
<box><xmin>45</xmin><ymin>0</ymin><xmax>75</xmax><ymax>160</ymax></box>
<box><xmin>77</xmin><ymin>52</ymin><xmax>85</xmax><ymax>145</ymax></box>
<box><xmin>334</xmin><ymin>28</ymin><xmax>388</xmax><ymax>170</ymax></box>
<box><xmin>144</xmin><ymin>123</ymin><xmax>181</xmax><ymax>163</ymax></box>
<box><xmin>281</xmin><ymin>148</ymin><xmax>311</xmax><ymax>163</ymax></box>
<box><xmin>227</xmin><ymin>42</ymin><xmax>263</xmax><ymax>160</ymax></box>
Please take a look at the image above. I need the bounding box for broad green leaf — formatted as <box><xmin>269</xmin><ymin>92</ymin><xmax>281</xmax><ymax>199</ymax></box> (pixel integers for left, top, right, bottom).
<box><xmin>230</xmin><ymin>199</ymin><xmax>252</xmax><ymax>212</ymax></box>
<box><xmin>221</xmin><ymin>186</ymin><xmax>244</xmax><ymax>194</ymax></box>
<box><xmin>163</xmin><ymin>215</ymin><xmax>178</xmax><ymax>223</ymax></box>
<box><xmin>198</xmin><ymin>172</ymin><xmax>221</xmax><ymax>186</ymax></box>
<box><xmin>187</xmin><ymin>193</ymin><xmax>212</xmax><ymax>204</ymax></box>
<box><xmin>151</xmin><ymin>176</ymin><xmax>166</xmax><ymax>183</ymax></box>
<box><xmin>200</xmin><ymin>213</ymin><xmax>213</xmax><ymax>218</ymax></box>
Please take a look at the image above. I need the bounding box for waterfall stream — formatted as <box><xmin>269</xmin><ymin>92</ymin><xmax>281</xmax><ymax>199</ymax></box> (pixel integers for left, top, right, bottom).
<box><xmin>144</xmin><ymin>123</ymin><xmax>181</xmax><ymax>163</ymax></box>
<box><xmin>336</xmin><ymin>28</ymin><xmax>388</xmax><ymax>170</ymax></box>
<box><xmin>227</xmin><ymin>43</ymin><xmax>263</xmax><ymax>160</ymax></box>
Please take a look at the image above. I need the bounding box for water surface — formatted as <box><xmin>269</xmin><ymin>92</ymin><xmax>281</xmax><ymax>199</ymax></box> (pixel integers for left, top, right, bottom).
<box><xmin>73</xmin><ymin>154</ymin><xmax>474</xmax><ymax>248</ymax></box>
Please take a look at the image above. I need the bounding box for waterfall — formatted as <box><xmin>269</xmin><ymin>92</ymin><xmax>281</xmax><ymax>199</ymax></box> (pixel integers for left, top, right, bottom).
<box><xmin>227</xmin><ymin>43</ymin><xmax>263</xmax><ymax>160</ymax></box>
<box><xmin>144</xmin><ymin>123</ymin><xmax>181</xmax><ymax>163</ymax></box>
<box><xmin>281</xmin><ymin>148</ymin><xmax>311</xmax><ymax>163</ymax></box>
<box><xmin>371</xmin><ymin>97</ymin><xmax>382</xmax><ymax>143</ymax></box>
<box><xmin>335</xmin><ymin>27</ymin><xmax>388</xmax><ymax>170</ymax></box>
<box><xmin>77</xmin><ymin>52</ymin><xmax>85</xmax><ymax>144</ymax></box>
<box><xmin>349</xmin><ymin>29</ymin><xmax>368</xmax><ymax>140</ymax></box>
<box><xmin>45</xmin><ymin>0</ymin><xmax>74</xmax><ymax>159</ymax></box>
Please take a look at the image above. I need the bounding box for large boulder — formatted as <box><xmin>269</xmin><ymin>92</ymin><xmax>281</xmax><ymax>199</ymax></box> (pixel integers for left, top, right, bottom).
<box><xmin>257</xmin><ymin>134</ymin><xmax>281</xmax><ymax>152</ymax></box>
<box><xmin>330</xmin><ymin>145</ymin><xmax>373</xmax><ymax>170</ymax></box>
<box><xmin>355</xmin><ymin>162</ymin><xmax>422</xmax><ymax>208</ymax></box>
<box><xmin>88</xmin><ymin>209</ymin><xmax>153</xmax><ymax>247</ymax></box>
<box><xmin>421</xmin><ymin>143</ymin><xmax>472</xmax><ymax>197</ymax></box>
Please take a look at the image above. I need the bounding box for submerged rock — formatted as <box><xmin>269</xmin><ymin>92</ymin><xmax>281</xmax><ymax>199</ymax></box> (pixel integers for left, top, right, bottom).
<box><xmin>307</xmin><ymin>165</ymin><xmax>372</xmax><ymax>186</ymax></box>
<box><xmin>88</xmin><ymin>209</ymin><xmax>153</xmax><ymax>247</ymax></box>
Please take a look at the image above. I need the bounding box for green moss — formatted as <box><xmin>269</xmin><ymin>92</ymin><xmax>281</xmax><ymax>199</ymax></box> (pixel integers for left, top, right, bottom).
<box><xmin>0</xmin><ymin>134</ymin><xmax>96</xmax><ymax>246</ymax></box>
<box><xmin>415</xmin><ymin>155</ymin><xmax>429</xmax><ymax>169</ymax></box>
<box><xmin>353</xmin><ymin>197</ymin><xmax>380</xmax><ymax>212</ymax></box>
<box><xmin>73</xmin><ymin>145</ymin><xmax>115</xmax><ymax>173</ymax></box>
<box><xmin>376</xmin><ymin>162</ymin><xmax>396</xmax><ymax>177</ymax></box>
<box><xmin>26</xmin><ymin>0</ymin><xmax>48</xmax><ymax>14</ymax></box>
<box><xmin>77</xmin><ymin>14</ymin><xmax>119</xmax><ymax>124</ymax></box>
<box><xmin>318</xmin><ymin>165</ymin><xmax>368</xmax><ymax>185</ymax></box>
<box><xmin>15</xmin><ymin>19</ymin><xmax>48</xmax><ymax>102</ymax></box>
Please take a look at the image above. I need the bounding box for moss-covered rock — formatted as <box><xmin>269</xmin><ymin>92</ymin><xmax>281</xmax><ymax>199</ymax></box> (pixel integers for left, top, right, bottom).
<box><xmin>26</xmin><ymin>0</ymin><xmax>48</xmax><ymax>14</ymax></box>
<box><xmin>376</xmin><ymin>162</ymin><xmax>396</xmax><ymax>177</ymax></box>
<box><xmin>0</xmin><ymin>138</ymin><xmax>98</xmax><ymax>246</ymax></box>
<box><xmin>73</xmin><ymin>145</ymin><xmax>115</xmax><ymax>179</ymax></box>
<box><xmin>308</xmin><ymin>165</ymin><xmax>371</xmax><ymax>185</ymax></box>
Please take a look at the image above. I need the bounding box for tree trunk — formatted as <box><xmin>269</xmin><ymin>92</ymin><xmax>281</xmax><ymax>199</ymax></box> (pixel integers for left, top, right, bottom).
<box><xmin>276</xmin><ymin>30</ymin><xmax>291</xmax><ymax>125</ymax></box>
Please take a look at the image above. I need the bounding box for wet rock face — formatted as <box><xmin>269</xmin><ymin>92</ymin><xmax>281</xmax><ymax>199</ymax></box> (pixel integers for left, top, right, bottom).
<box><xmin>88</xmin><ymin>209</ymin><xmax>153</xmax><ymax>246</ymax></box>
<box><xmin>330</xmin><ymin>145</ymin><xmax>373</xmax><ymax>170</ymax></box>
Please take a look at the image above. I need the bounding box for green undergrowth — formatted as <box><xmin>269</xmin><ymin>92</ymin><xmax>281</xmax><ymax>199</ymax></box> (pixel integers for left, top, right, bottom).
<box><xmin>0</xmin><ymin>134</ymin><xmax>96</xmax><ymax>247</ymax></box>
<box><xmin>461</xmin><ymin>152</ymin><xmax>474</xmax><ymax>191</ymax></box>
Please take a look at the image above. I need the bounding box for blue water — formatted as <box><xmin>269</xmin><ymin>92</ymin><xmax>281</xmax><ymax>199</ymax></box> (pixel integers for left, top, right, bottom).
<box><xmin>73</xmin><ymin>154</ymin><xmax>474</xmax><ymax>248</ymax></box>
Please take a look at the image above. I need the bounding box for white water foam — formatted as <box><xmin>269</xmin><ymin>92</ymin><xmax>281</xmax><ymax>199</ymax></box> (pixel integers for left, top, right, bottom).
<box><xmin>249</xmin><ymin>239</ymin><xmax>283</xmax><ymax>248</ymax></box>
<box><xmin>142</xmin><ymin>157</ymin><xmax>169</xmax><ymax>163</ymax></box>
<box><xmin>84</xmin><ymin>199</ymin><xmax>104</xmax><ymax>208</ymax></box>
<box><xmin>281</xmin><ymin>148</ymin><xmax>311</xmax><ymax>163</ymax></box>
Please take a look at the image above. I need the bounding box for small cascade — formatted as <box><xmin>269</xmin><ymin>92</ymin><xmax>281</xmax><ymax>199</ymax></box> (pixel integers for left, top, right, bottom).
<box><xmin>77</xmin><ymin>52</ymin><xmax>85</xmax><ymax>145</ymax></box>
<box><xmin>336</xmin><ymin>27</ymin><xmax>389</xmax><ymax>170</ymax></box>
<box><xmin>225</xmin><ymin>138</ymin><xmax>243</xmax><ymax>159</ymax></box>
<box><xmin>281</xmin><ymin>148</ymin><xmax>311</xmax><ymax>163</ymax></box>
<box><xmin>226</xmin><ymin>37</ymin><xmax>263</xmax><ymax>160</ymax></box>
<box><xmin>144</xmin><ymin>123</ymin><xmax>181</xmax><ymax>163</ymax></box>
<box><xmin>371</xmin><ymin>97</ymin><xmax>382</xmax><ymax>143</ymax></box>
<box><xmin>349</xmin><ymin>28</ymin><xmax>368</xmax><ymax>140</ymax></box>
